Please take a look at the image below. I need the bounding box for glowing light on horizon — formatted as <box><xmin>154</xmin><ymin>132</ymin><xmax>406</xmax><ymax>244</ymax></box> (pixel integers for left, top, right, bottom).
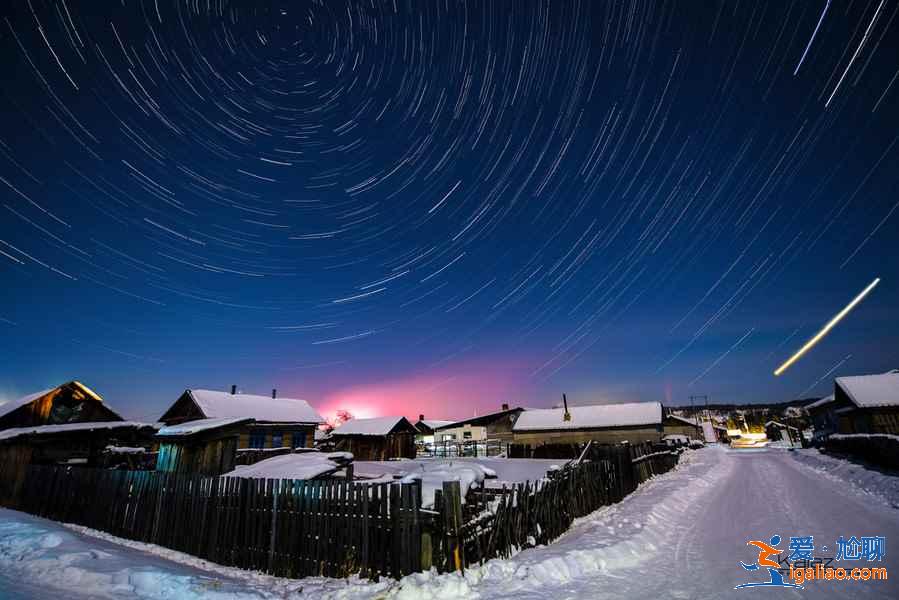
<box><xmin>774</xmin><ymin>277</ymin><xmax>880</xmax><ymax>376</ymax></box>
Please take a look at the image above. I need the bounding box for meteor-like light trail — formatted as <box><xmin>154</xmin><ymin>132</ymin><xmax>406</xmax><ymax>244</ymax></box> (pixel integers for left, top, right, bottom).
<box><xmin>774</xmin><ymin>278</ymin><xmax>881</xmax><ymax>376</ymax></box>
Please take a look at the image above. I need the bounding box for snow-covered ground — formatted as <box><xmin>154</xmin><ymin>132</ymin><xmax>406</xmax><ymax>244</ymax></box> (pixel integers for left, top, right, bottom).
<box><xmin>355</xmin><ymin>456</ymin><xmax>564</xmax><ymax>486</ymax></box>
<box><xmin>2</xmin><ymin>447</ymin><xmax>897</xmax><ymax>599</ymax></box>
<box><xmin>786</xmin><ymin>447</ymin><xmax>899</xmax><ymax>508</ymax></box>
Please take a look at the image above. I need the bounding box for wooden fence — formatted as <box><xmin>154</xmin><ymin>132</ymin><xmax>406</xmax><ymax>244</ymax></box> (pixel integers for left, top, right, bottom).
<box><xmin>10</xmin><ymin>465</ymin><xmax>423</xmax><ymax>580</ymax></box>
<box><xmin>428</xmin><ymin>442</ymin><xmax>679</xmax><ymax>572</ymax></box>
<box><xmin>2</xmin><ymin>442</ymin><xmax>680</xmax><ymax>581</ymax></box>
<box><xmin>823</xmin><ymin>434</ymin><xmax>899</xmax><ymax>470</ymax></box>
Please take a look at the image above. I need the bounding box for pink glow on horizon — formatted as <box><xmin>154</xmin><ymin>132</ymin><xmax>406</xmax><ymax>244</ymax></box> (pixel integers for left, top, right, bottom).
<box><xmin>318</xmin><ymin>360</ymin><xmax>535</xmax><ymax>423</ymax></box>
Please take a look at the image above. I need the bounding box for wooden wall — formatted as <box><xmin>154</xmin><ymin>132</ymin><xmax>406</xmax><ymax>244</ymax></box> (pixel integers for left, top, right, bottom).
<box><xmin>157</xmin><ymin>437</ymin><xmax>238</xmax><ymax>476</ymax></box>
<box><xmin>236</xmin><ymin>425</ymin><xmax>316</xmax><ymax>449</ymax></box>
<box><xmin>334</xmin><ymin>432</ymin><xmax>416</xmax><ymax>460</ymax></box>
<box><xmin>512</xmin><ymin>425</ymin><xmax>663</xmax><ymax>446</ymax></box>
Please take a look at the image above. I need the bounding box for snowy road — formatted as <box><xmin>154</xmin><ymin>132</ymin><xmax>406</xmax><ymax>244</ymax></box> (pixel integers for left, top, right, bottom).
<box><xmin>1</xmin><ymin>447</ymin><xmax>897</xmax><ymax>599</ymax></box>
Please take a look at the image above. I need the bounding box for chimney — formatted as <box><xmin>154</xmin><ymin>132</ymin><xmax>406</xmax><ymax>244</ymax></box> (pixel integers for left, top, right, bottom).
<box><xmin>272</xmin><ymin>388</ymin><xmax>277</xmax><ymax>399</ymax></box>
<box><xmin>231</xmin><ymin>384</ymin><xmax>237</xmax><ymax>395</ymax></box>
<box><xmin>562</xmin><ymin>394</ymin><xmax>571</xmax><ymax>422</ymax></box>
<box><xmin>419</xmin><ymin>413</ymin><xmax>425</xmax><ymax>422</ymax></box>
<box><xmin>501</xmin><ymin>403</ymin><xmax>509</xmax><ymax>411</ymax></box>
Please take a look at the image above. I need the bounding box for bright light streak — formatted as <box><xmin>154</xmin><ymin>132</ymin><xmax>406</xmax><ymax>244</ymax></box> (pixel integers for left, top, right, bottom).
<box><xmin>774</xmin><ymin>278</ymin><xmax>880</xmax><ymax>376</ymax></box>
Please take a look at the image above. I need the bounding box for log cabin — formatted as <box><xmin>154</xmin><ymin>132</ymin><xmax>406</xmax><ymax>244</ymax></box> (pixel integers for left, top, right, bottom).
<box><xmin>158</xmin><ymin>387</ymin><xmax>325</xmax><ymax>451</ymax></box>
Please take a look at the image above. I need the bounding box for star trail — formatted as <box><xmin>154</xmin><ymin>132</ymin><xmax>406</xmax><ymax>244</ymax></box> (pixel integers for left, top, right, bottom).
<box><xmin>0</xmin><ymin>1</ymin><xmax>897</xmax><ymax>421</ymax></box>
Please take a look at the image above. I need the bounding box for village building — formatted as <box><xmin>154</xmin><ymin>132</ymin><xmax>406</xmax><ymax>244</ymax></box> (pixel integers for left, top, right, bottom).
<box><xmin>433</xmin><ymin>404</ymin><xmax>524</xmax><ymax>444</ymax></box>
<box><xmin>329</xmin><ymin>416</ymin><xmax>418</xmax><ymax>460</ymax></box>
<box><xmin>823</xmin><ymin>371</ymin><xmax>899</xmax><ymax>435</ymax></box>
<box><xmin>0</xmin><ymin>421</ymin><xmax>158</xmax><ymax>504</ymax></box>
<box><xmin>0</xmin><ymin>381</ymin><xmax>124</xmax><ymax>431</ymax></box>
<box><xmin>413</xmin><ymin>415</ymin><xmax>454</xmax><ymax>446</ymax></box>
<box><xmin>155</xmin><ymin>417</ymin><xmax>252</xmax><ymax>476</ymax></box>
<box><xmin>158</xmin><ymin>387</ymin><xmax>324</xmax><ymax>451</ymax></box>
<box><xmin>512</xmin><ymin>401</ymin><xmax>663</xmax><ymax>446</ymax></box>
<box><xmin>661</xmin><ymin>413</ymin><xmax>703</xmax><ymax>439</ymax></box>
<box><xmin>806</xmin><ymin>394</ymin><xmax>837</xmax><ymax>441</ymax></box>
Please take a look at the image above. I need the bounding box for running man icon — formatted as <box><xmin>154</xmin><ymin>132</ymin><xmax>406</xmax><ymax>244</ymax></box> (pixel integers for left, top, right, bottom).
<box><xmin>734</xmin><ymin>535</ymin><xmax>803</xmax><ymax>589</ymax></box>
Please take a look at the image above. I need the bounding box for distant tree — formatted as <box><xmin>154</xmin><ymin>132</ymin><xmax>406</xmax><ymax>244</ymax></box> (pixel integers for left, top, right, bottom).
<box><xmin>325</xmin><ymin>409</ymin><xmax>354</xmax><ymax>432</ymax></box>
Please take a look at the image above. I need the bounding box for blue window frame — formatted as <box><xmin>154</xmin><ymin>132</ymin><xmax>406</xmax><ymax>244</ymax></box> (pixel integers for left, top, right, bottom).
<box><xmin>272</xmin><ymin>432</ymin><xmax>283</xmax><ymax>448</ymax></box>
<box><xmin>249</xmin><ymin>431</ymin><xmax>265</xmax><ymax>449</ymax></box>
<box><xmin>292</xmin><ymin>431</ymin><xmax>306</xmax><ymax>448</ymax></box>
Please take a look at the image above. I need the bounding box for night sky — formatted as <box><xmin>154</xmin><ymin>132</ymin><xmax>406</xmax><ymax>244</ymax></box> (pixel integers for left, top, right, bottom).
<box><xmin>1</xmin><ymin>1</ymin><xmax>897</xmax><ymax>423</ymax></box>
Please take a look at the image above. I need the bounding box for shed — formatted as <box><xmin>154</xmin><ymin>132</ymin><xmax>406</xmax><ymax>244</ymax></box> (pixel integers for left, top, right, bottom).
<box><xmin>0</xmin><ymin>381</ymin><xmax>123</xmax><ymax>431</ymax></box>
<box><xmin>512</xmin><ymin>401</ymin><xmax>663</xmax><ymax>445</ymax></box>
<box><xmin>155</xmin><ymin>417</ymin><xmax>252</xmax><ymax>476</ymax></box>
<box><xmin>158</xmin><ymin>387</ymin><xmax>325</xmax><ymax>451</ymax></box>
<box><xmin>329</xmin><ymin>416</ymin><xmax>419</xmax><ymax>460</ymax></box>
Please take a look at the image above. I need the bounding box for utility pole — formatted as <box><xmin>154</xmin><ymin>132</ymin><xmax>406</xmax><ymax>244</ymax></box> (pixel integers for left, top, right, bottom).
<box><xmin>689</xmin><ymin>395</ymin><xmax>709</xmax><ymax>425</ymax></box>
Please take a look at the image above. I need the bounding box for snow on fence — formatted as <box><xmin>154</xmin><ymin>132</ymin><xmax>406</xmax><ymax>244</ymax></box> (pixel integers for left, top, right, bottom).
<box><xmin>431</xmin><ymin>442</ymin><xmax>679</xmax><ymax>571</ymax></box>
<box><xmin>0</xmin><ymin>442</ymin><xmax>680</xmax><ymax>582</ymax></box>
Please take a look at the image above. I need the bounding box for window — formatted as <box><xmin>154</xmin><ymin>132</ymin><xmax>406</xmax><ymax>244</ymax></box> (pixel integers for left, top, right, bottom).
<box><xmin>249</xmin><ymin>432</ymin><xmax>265</xmax><ymax>449</ymax></box>
<box><xmin>463</xmin><ymin>431</ymin><xmax>472</xmax><ymax>439</ymax></box>
<box><xmin>271</xmin><ymin>432</ymin><xmax>283</xmax><ymax>448</ymax></box>
<box><xmin>292</xmin><ymin>431</ymin><xmax>306</xmax><ymax>448</ymax></box>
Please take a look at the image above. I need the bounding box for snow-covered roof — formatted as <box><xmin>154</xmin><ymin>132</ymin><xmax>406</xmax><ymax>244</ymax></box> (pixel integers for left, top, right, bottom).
<box><xmin>330</xmin><ymin>416</ymin><xmax>413</xmax><ymax>436</ymax></box>
<box><xmin>835</xmin><ymin>372</ymin><xmax>899</xmax><ymax>409</ymax></box>
<box><xmin>513</xmin><ymin>401</ymin><xmax>662</xmax><ymax>431</ymax></box>
<box><xmin>664</xmin><ymin>414</ymin><xmax>701</xmax><ymax>427</ymax></box>
<box><xmin>222</xmin><ymin>451</ymin><xmax>353</xmax><ymax>480</ymax></box>
<box><xmin>435</xmin><ymin>406</ymin><xmax>523</xmax><ymax>429</ymax></box>
<box><xmin>187</xmin><ymin>389</ymin><xmax>324</xmax><ymax>424</ymax></box>
<box><xmin>806</xmin><ymin>394</ymin><xmax>835</xmax><ymax>410</ymax></box>
<box><xmin>0</xmin><ymin>381</ymin><xmax>109</xmax><ymax>419</ymax></box>
<box><xmin>156</xmin><ymin>417</ymin><xmax>252</xmax><ymax>437</ymax></box>
<box><xmin>416</xmin><ymin>420</ymin><xmax>454</xmax><ymax>430</ymax></box>
<box><xmin>765</xmin><ymin>420</ymin><xmax>798</xmax><ymax>430</ymax></box>
<box><xmin>0</xmin><ymin>421</ymin><xmax>157</xmax><ymax>442</ymax></box>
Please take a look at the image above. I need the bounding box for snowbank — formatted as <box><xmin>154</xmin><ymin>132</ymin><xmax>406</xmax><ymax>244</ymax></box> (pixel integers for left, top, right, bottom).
<box><xmin>787</xmin><ymin>447</ymin><xmax>899</xmax><ymax>508</ymax></box>
<box><xmin>0</xmin><ymin>509</ymin><xmax>269</xmax><ymax>599</ymax></box>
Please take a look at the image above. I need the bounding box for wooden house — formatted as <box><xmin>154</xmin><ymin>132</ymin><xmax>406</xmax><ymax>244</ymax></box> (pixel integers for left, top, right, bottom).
<box><xmin>158</xmin><ymin>387</ymin><xmax>324</xmax><ymax>451</ymax></box>
<box><xmin>825</xmin><ymin>372</ymin><xmax>899</xmax><ymax>435</ymax></box>
<box><xmin>155</xmin><ymin>417</ymin><xmax>252</xmax><ymax>476</ymax></box>
<box><xmin>434</xmin><ymin>404</ymin><xmax>524</xmax><ymax>444</ymax></box>
<box><xmin>0</xmin><ymin>381</ymin><xmax>123</xmax><ymax>431</ymax></box>
<box><xmin>662</xmin><ymin>413</ymin><xmax>703</xmax><ymax>439</ymax></box>
<box><xmin>512</xmin><ymin>401</ymin><xmax>663</xmax><ymax>446</ymax></box>
<box><xmin>329</xmin><ymin>416</ymin><xmax>418</xmax><ymax>460</ymax></box>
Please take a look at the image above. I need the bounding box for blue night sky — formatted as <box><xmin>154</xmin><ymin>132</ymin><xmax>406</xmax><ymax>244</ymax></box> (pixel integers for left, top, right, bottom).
<box><xmin>0</xmin><ymin>1</ymin><xmax>897</xmax><ymax>423</ymax></box>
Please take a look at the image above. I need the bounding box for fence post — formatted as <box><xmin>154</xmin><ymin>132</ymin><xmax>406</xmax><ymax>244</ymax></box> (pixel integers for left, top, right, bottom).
<box><xmin>442</xmin><ymin>480</ymin><xmax>464</xmax><ymax>574</ymax></box>
<box><xmin>268</xmin><ymin>478</ymin><xmax>279</xmax><ymax>574</ymax></box>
